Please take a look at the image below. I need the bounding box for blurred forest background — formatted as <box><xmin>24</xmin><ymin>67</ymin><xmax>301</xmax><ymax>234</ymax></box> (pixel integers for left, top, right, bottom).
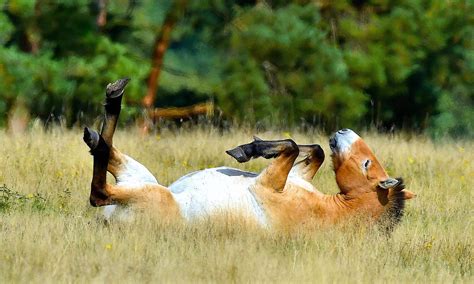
<box><xmin>0</xmin><ymin>0</ymin><xmax>472</xmax><ymax>138</ymax></box>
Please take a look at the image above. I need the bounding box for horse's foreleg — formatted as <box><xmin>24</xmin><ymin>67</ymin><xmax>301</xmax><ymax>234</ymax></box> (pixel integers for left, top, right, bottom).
<box><xmin>226</xmin><ymin>138</ymin><xmax>299</xmax><ymax>192</ymax></box>
<box><xmin>290</xmin><ymin>144</ymin><xmax>325</xmax><ymax>181</ymax></box>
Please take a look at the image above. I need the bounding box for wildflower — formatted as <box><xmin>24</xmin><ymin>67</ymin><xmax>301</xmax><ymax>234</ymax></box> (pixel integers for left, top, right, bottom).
<box><xmin>282</xmin><ymin>132</ymin><xmax>291</xmax><ymax>139</ymax></box>
<box><xmin>26</xmin><ymin>193</ymin><xmax>34</xmax><ymax>199</ymax></box>
<box><xmin>105</xmin><ymin>244</ymin><xmax>112</xmax><ymax>250</ymax></box>
<box><xmin>423</xmin><ymin>237</ymin><xmax>435</xmax><ymax>250</ymax></box>
<box><xmin>424</xmin><ymin>241</ymin><xmax>433</xmax><ymax>250</ymax></box>
<box><xmin>407</xmin><ymin>157</ymin><xmax>415</xmax><ymax>164</ymax></box>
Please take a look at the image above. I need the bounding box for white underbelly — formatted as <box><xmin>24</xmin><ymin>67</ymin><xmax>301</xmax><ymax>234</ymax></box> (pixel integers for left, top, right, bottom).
<box><xmin>103</xmin><ymin>167</ymin><xmax>268</xmax><ymax>226</ymax></box>
<box><xmin>169</xmin><ymin>167</ymin><xmax>268</xmax><ymax>226</ymax></box>
<box><xmin>103</xmin><ymin>154</ymin><xmax>160</xmax><ymax>221</ymax></box>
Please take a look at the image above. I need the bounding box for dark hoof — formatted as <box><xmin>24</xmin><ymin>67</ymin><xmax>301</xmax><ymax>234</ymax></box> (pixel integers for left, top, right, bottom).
<box><xmin>313</xmin><ymin>145</ymin><xmax>325</xmax><ymax>161</ymax></box>
<box><xmin>83</xmin><ymin>127</ymin><xmax>100</xmax><ymax>150</ymax></box>
<box><xmin>106</xmin><ymin>78</ymin><xmax>130</xmax><ymax>98</ymax></box>
<box><xmin>104</xmin><ymin>78</ymin><xmax>129</xmax><ymax>115</ymax></box>
<box><xmin>299</xmin><ymin>144</ymin><xmax>325</xmax><ymax>161</ymax></box>
<box><xmin>226</xmin><ymin>147</ymin><xmax>251</xmax><ymax>163</ymax></box>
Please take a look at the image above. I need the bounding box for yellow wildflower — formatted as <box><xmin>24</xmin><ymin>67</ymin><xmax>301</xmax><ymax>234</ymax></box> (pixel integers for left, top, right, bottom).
<box><xmin>424</xmin><ymin>241</ymin><xmax>433</xmax><ymax>250</ymax></box>
<box><xmin>282</xmin><ymin>132</ymin><xmax>291</xmax><ymax>139</ymax></box>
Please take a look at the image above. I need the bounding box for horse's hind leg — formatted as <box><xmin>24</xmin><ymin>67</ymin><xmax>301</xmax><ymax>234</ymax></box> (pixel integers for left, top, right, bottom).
<box><xmin>102</xmin><ymin>79</ymin><xmax>158</xmax><ymax>185</ymax></box>
<box><xmin>83</xmin><ymin>78</ymin><xmax>159</xmax><ymax>207</ymax></box>
<box><xmin>97</xmin><ymin>78</ymin><xmax>158</xmax><ymax>185</ymax></box>
<box><xmin>108</xmin><ymin>147</ymin><xmax>158</xmax><ymax>186</ymax></box>
<box><xmin>226</xmin><ymin>138</ymin><xmax>299</xmax><ymax>192</ymax></box>
<box><xmin>83</xmin><ymin>127</ymin><xmax>113</xmax><ymax>206</ymax></box>
<box><xmin>83</xmin><ymin>78</ymin><xmax>129</xmax><ymax>206</ymax></box>
<box><xmin>100</xmin><ymin>78</ymin><xmax>129</xmax><ymax>146</ymax></box>
<box><xmin>83</xmin><ymin>128</ymin><xmax>168</xmax><ymax>209</ymax></box>
<box><xmin>290</xmin><ymin>144</ymin><xmax>325</xmax><ymax>181</ymax></box>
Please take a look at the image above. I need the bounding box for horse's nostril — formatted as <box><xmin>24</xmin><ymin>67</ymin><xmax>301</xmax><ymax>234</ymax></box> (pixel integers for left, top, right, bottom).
<box><xmin>329</xmin><ymin>137</ymin><xmax>337</xmax><ymax>149</ymax></box>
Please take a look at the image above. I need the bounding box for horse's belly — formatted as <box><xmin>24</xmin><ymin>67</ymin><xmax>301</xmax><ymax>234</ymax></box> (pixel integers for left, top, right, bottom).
<box><xmin>169</xmin><ymin>167</ymin><xmax>268</xmax><ymax>226</ymax></box>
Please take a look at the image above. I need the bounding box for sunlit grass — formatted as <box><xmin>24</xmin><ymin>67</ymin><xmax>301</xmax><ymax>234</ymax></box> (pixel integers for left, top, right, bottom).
<box><xmin>0</xmin><ymin>126</ymin><xmax>472</xmax><ymax>283</ymax></box>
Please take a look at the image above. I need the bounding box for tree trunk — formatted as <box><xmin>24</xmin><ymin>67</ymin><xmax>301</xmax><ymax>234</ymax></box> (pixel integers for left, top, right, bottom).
<box><xmin>151</xmin><ymin>102</ymin><xmax>214</xmax><ymax>120</ymax></box>
<box><xmin>21</xmin><ymin>0</ymin><xmax>42</xmax><ymax>54</ymax></box>
<box><xmin>96</xmin><ymin>0</ymin><xmax>108</xmax><ymax>29</ymax></box>
<box><xmin>142</xmin><ymin>0</ymin><xmax>187</xmax><ymax>109</ymax></box>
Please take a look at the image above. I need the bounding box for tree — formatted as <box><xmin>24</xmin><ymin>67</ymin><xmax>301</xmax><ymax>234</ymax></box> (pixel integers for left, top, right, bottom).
<box><xmin>142</xmin><ymin>0</ymin><xmax>187</xmax><ymax>109</ymax></box>
<box><xmin>214</xmin><ymin>3</ymin><xmax>367</xmax><ymax>128</ymax></box>
<box><xmin>0</xmin><ymin>0</ymin><xmax>471</xmax><ymax>137</ymax></box>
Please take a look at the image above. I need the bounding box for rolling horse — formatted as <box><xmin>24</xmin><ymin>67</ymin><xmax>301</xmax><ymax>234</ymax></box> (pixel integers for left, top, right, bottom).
<box><xmin>83</xmin><ymin>79</ymin><xmax>415</xmax><ymax>229</ymax></box>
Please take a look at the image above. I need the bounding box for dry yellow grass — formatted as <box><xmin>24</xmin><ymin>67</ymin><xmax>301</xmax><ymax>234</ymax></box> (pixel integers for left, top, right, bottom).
<box><xmin>0</xmin><ymin>126</ymin><xmax>472</xmax><ymax>283</ymax></box>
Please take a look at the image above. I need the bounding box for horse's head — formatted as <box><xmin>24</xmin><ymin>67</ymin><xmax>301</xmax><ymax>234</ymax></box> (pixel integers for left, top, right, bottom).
<box><xmin>329</xmin><ymin>129</ymin><xmax>415</xmax><ymax>201</ymax></box>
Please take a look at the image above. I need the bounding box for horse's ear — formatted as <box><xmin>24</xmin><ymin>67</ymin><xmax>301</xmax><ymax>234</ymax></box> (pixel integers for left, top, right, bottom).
<box><xmin>378</xmin><ymin>177</ymin><xmax>402</xmax><ymax>190</ymax></box>
<box><xmin>379</xmin><ymin>177</ymin><xmax>416</xmax><ymax>200</ymax></box>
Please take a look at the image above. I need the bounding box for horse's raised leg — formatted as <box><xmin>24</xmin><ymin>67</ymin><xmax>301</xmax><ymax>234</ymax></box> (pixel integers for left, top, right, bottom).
<box><xmin>83</xmin><ymin>78</ymin><xmax>159</xmax><ymax>207</ymax></box>
<box><xmin>290</xmin><ymin>144</ymin><xmax>325</xmax><ymax>181</ymax></box>
<box><xmin>83</xmin><ymin>128</ymin><xmax>167</xmax><ymax>208</ymax></box>
<box><xmin>100</xmin><ymin>78</ymin><xmax>129</xmax><ymax>146</ymax></box>
<box><xmin>99</xmin><ymin>78</ymin><xmax>158</xmax><ymax>185</ymax></box>
<box><xmin>83</xmin><ymin>78</ymin><xmax>129</xmax><ymax>206</ymax></box>
<box><xmin>83</xmin><ymin>127</ymin><xmax>113</xmax><ymax>206</ymax></box>
<box><xmin>226</xmin><ymin>138</ymin><xmax>299</xmax><ymax>192</ymax></box>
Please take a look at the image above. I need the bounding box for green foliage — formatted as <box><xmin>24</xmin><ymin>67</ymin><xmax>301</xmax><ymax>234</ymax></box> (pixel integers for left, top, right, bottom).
<box><xmin>0</xmin><ymin>0</ymin><xmax>472</xmax><ymax>136</ymax></box>
<box><xmin>0</xmin><ymin>183</ymin><xmax>72</xmax><ymax>213</ymax></box>
<box><xmin>0</xmin><ymin>11</ymin><xmax>13</xmax><ymax>44</ymax></box>
<box><xmin>0</xmin><ymin>47</ymin><xmax>71</xmax><ymax>125</ymax></box>
<box><xmin>216</xmin><ymin>4</ymin><xmax>366</xmax><ymax>127</ymax></box>
<box><xmin>322</xmin><ymin>0</ymin><xmax>473</xmax><ymax>134</ymax></box>
<box><xmin>1</xmin><ymin>1</ymin><xmax>150</xmax><ymax>125</ymax></box>
<box><xmin>0</xmin><ymin>184</ymin><xmax>47</xmax><ymax>212</ymax></box>
<box><xmin>427</xmin><ymin>1</ymin><xmax>474</xmax><ymax>138</ymax></box>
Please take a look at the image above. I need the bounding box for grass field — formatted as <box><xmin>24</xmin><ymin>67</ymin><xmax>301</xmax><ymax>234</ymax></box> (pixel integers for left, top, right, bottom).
<box><xmin>0</xmin><ymin>126</ymin><xmax>472</xmax><ymax>283</ymax></box>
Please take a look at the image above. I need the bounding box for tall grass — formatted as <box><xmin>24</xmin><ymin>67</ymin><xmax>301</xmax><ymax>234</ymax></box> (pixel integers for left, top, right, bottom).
<box><xmin>0</xmin><ymin>127</ymin><xmax>472</xmax><ymax>283</ymax></box>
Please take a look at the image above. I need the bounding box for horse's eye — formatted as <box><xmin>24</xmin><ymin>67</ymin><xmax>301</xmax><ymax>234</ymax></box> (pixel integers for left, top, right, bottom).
<box><xmin>363</xmin><ymin>159</ymin><xmax>371</xmax><ymax>169</ymax></box>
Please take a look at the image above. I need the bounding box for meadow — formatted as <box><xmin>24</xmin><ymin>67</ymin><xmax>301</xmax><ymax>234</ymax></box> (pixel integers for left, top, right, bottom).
<box><xmin>0</xmin><ymin>125</ymin><xmax>472</xmax><ymax>283</ymax></box>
